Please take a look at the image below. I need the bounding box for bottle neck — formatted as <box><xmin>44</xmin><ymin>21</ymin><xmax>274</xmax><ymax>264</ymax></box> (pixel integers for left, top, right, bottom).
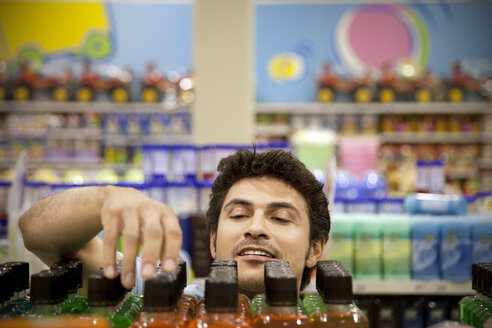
<box><xmin>32</xmin><ymin>303</ymin><xmax>61</xmax><ymax>316</ymax></box>
<box><xmin>324</xmin><ymin>302</ymin><xmax>358</xmax><ymax>314</ymax></box>
<box><xmin>267</xmin><ymin>304</ymin><xmax>298</xmax><ymax>315</ymax></box>
<box><xmin>90</xmin><ymin>305</ymin><xmax>116</xmax><ymax>316</ymax></box>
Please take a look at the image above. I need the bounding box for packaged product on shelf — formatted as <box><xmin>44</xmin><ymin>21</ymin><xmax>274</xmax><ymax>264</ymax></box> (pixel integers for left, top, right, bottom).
<box><xmin>149</xmin><ymin>113</ymin><xmax>172</xmax><ymax>135</ymax></box>
<box><xmin>439</xmin><ymin>217</ymin><xmax>472</xmax><ymax>281</ymax></box>
<box><xmin>327</xmin><ymin>213</ymin><xmax>355</xmax><ymax>273</ymax></box>
<box><xmin>171</xmin><ymin>144</ymin><xmax>198</xmax><ymax>182</ymax></box>
<box><xmin>102</xmin><ymin>113</ymin><xmax>125</xmax><ymax>135</ymax></box>
<box><xmin>73</xmin><ymin>139</ymin><xmax>100</xmax><ymax>160</ymax></box>
<box><xmin>149</xmin><ymin>180</ymin><xmax>168</xmax><ymax>204</ymax></box>
<box><xmin>381</xmin><ymin>214</ymin><xmax>411</xmax><ymax>280</ymax></box>
<box><xmin>411</xmin><ymin>216</ymin><xmax>440</xmax><ymax>280</ymax></box>
<box><xmin>171</xmin><ymin>112</ymin><xmax>192</xmax><ymax>136</ymax></box>
<box><xmin>82</xmin><ymin>112</ymin><xmax>101</xmax><ymax>129</ymax></box>
<box><xmin>127</xmin><ymin>113</ymin><xmax>149</xmax><ymax>136</ymax></box>
<box><xmin>166</xmin><ymin>181</ymin><xmax>198</xmax><ymax>216</ymax></box>
<box><xmin>378</xmin><ymin>197</ymin><xmax>405</xmax><ymax>214</ymax></box>
<box><xmin>354</xmin><ymin>214</ymin><xmax>382</xmax><ymax>280</ymax></box>
<box><xmin>360</xmin><ymin>114</ymin><xmax>378</xmax><ymax>135</ymax></box>
<box><xmin>345</xmin><ymin>198</ymin><xmax>378</xmax><ymax>214</ymax></box>
<box><xmin>425</xmin><ymin>297</ymin><xmax>450</xmax><ymax>326</ymax></box>
<box><xmin>401</xmin><ymin>297</ymin><xmax>425</xmax><ymax>328</ymax></box>
<box><xmin>375</xmin><ymin>297</ymin><xmax>401</xmax><ymax>328</ymax></box>
<box><xmin>94</xmin><ymin>168</ymin><xmax>119</xmax><ymax>184</ymax></box>
<box><xmin>200</xmin><ymin>145</ymin><xmax>238</xmax><ymax>181</ymax></box>
<box><xmin>405</xmin><ymin>193</ymin><xmax>468</xmax><ymax>215</ymax></box>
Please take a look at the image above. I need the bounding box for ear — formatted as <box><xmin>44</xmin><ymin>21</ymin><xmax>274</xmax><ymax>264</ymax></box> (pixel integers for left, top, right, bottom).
<box><xmin>209</xmin><ymin>231</ymin><xmax>217</xmax><ymax>259</ymax></box>
<box><xmin>306</xmin><ymin>239</ymin><xmax>325</xmax><ymax>268</ymax></box>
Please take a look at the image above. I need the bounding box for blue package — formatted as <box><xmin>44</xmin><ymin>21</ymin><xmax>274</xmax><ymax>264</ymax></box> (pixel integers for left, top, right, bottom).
<box><xmin>411</xmin><ymin>216</ymin><xmax>440</xmax><ymax>280</ymax></box>
<box><xmin>471</xmin><ymin>215</ymin><xmax>492</xmax><ymax>263</ymax></box>
<box><xmin>405</xmin><ymin>193</ymin><xmax>467</xmax><ymax>215</ymax></box>
<box><xmin>439</xmin><ymin>216</ymin><xmax>471</xmax><ymax>281</ymax></box>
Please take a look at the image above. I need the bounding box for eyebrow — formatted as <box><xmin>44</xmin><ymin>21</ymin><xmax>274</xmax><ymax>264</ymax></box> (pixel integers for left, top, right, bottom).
<box><xmin>223</xmin><ymin>198</ymin><xmax>301</xmax><ymax>218</ymax></box>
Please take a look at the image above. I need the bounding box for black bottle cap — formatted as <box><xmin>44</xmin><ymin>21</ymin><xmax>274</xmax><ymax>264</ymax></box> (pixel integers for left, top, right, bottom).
<box><xmin>143</xmin><ymin>272</ymin><xmax>178</xmax><ymax>310</ymax></box>
<box><xmin>316</xmin><ymin>261</ymin><xmax>350</xmax><ymax>295</ymax></box>
<box><xmin>88</xmin><ymin>271</ymin><xmax>125</xmax><ymax>306</ymax></box>
<box><xmin>264</xmin><ymin>260</ymin><xmax>297</xmax><ymax>306</ymax></box>
<box><xmin>211</xmin><ymin>259</ymin><xmax>238</xmax><ymax>269</ymax></box>
<box><xmin>51</xmin><ymin>259</ymin><xmax>83</xmax><ymax>289</ymax></box>
<box><xmin>30</xmin><ymin>270</ymin><xmax>65</xmax><ymax>304</ymax></box>
<box><xmin>50</xmin><ymin>268</ymin><xmax>69</xmax><ymax>300</ymax></box>
<box><xmin>0</xmin><ymin>269</ymin><xmax>11</xmax><ymax>302</ymax></box>
<box><xmin>51</xmin><ymin>262</ymin><xmax>78</xmax><ymax>294</ymax></box>
<box><xmin>176</xmin><ymin>260</ymin><xmax>187</xmax><ymax>294</ymax></box>
<box><xmin>472</xmin><ymin>263</ymin><xmax>478</xmax><ymax>291</ymax></box>
<box><xmin>1</xmin><ymin>261</ymin><xmax>29</xmax><ymax>292</ymax></box>
<box><xmin>483</xmin><ymin>265</ymin><xmax>492</xmax><ymax>298</ymax></box>
<box><xmin>318</xmin><ymin>270</ymin><xmax>353</xmax><ymax>304</ymax></box>
<box><xmin>205</xmin><ymin>271</ymin><xmax>238</xmax><ymax>312</ymax></box>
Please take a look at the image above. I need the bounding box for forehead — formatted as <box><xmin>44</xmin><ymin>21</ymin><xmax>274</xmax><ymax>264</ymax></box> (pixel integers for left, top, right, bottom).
<box><xmin>221</xmin><ymin>177</ymin><xmax>308</xmax><ymax>215</ymax></box>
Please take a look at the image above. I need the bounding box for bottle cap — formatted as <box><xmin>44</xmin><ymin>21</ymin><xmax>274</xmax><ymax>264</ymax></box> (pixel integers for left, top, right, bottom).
<box><xmin>88</xmin><ymin>271</ymin><xmax>125</xmax><ymax>306</ymax></box>
<box><xmin>143</xmin><ymin>272</ymin><xmax>178</xmax><ymax>310</ymax></box>
<box><xmin>211</xmin><ymin>259</ymin><xmax>238</xmax><ymax>269</ymax></box>
<box><xmin>205</xmin><ymin>267</ymin><xmax>238</xmax><ymax>312</ymax></box>
<box><xmin>0</xmin><ymin>269</ymin><xmax>11</xmax><ymax>302</ymax></box>
<box><xmin>51</xmin><ymin>262</ymin><xmax>79</xmax><ymax>293</ymax></box>
<box><xmin>176</xmin><ymin>260</ymin><xmax>187</xmax><ymax>295</ymax></box>
<box><xmin>51</xmin><ymin>259</ymin><xmax>83</xmax><ymax>289</ymax></box>
<box><xmin>30</xmin><ymin>270</ymin><xmax>65</xmax><ymax>304</ymax></box>
<box><xmin>1</xmin><ymin>262</ymin><xmax>29</xmax><ymax>292</ymax></box>
<box><xmin>264</xmin><ymin>260</ymin><xmax>297</xmax><ymax>306</ymax></box>
<box><xmin>318</xmin><ymin>270</ymin><xmax>353</xmax><ymax>304</ymax></box>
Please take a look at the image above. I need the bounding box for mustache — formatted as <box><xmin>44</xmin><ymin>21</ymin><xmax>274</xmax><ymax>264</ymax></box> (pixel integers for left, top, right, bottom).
<box><xmin>232</xmin><ymin>239</ymin><xmax>281</xmax><ymax>258</ymax></box>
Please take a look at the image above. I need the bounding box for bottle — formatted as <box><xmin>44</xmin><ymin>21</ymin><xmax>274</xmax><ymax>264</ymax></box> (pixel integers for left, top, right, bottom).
<box><xmin>52</xmin><ymin>259</ymin><xmax>88</xmax><ymax>314</ymax></box>
<box><xmin>30</xmin><ymin>269</ymin><xmax>65</xmax><ymax>316</ymax></box>
<box><xmin>0</xmin><ymin>268</ymin><xmax>11</xmax><ymax>316</ymax></box>
<box><xmin>188</xmin><ymin>266</ymin><xmax>251</xmax><ymax>327</ymax></box>
<box><xmin>132</xmin><ymin>272</ymin><xmax>185</xmax><ymax>328</ymax></box>
<box><xmin>175</xmin><ymin>260</ymin><xmax>199</xmax><ymax>323</ymax></box>
<box><xmin>306</xmin><ymin>260</ymin><xmax>369</xmax><ymax>327</ymax></box>
<box><xmin>1</xmin><ymin>262</ymin><xmax>31</xmax><ymax>316</ymax></box>
<box><xmin>460</xmin><ymin>263</ymin><xmax>492</xmax><ymax>327</ymax></box>
<box><xmin>253</xmin><ymin>260</ymin><xmax>311</xmax><ymax>327</ymax></box>
<box><xmin>87</xmin><ymin>270</ymin><xmax>126</xmax><ymax>326</ymax></box>
<box><xmin>211</xmin><ymin>259</ymin><xmax>251</xmax><ymax>321</ymax></box>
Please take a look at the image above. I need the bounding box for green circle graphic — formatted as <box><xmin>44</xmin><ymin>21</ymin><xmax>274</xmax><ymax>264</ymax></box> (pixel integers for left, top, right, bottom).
<box><xmin>83</xmin><ymin>33</ymin><xmax>112</xmax><ymax>59</ymax></box>
<box><xmin>17</xmin><ymin>47</ymin><xmax>44</xmax><ymax>70</ymax></box>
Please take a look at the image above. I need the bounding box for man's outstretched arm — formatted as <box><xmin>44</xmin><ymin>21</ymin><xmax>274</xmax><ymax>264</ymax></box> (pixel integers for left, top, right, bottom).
<box><xmin>19</xmin><ymin>185</ymin><xmax>182</xmax><ymax>290</ymax></box>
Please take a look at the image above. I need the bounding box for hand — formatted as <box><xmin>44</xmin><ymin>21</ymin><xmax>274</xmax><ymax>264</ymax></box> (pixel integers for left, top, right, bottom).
<box><xmin>100</xmin><ymin>186</ymin><xmax>182</xmax><ymax>289</ymax></box>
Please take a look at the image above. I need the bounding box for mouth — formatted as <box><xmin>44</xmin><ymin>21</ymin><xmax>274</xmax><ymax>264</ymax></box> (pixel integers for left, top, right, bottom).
<box><xmin>237</xmin><ymin>248</ymin><xmax>275</xmax><ymax>261</ymax></box>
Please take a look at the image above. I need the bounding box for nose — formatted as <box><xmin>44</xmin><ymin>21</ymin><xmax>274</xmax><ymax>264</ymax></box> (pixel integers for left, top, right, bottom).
<box><xmin>244</xmin><ymin>210</ymin><xmax>268</xmax><ymax>239</ymax></box>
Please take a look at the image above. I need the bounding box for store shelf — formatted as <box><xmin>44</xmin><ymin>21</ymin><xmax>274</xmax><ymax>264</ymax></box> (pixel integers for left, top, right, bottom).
<box><xmin>352</xmin><ymin>280</ymin><xmax>473</xmax><ymax>296</ymax></box>
<box><xmin>0</xmin><ymin>101</ymin><xmax>191</xmax><ymax>114</ymax></box>
<box><xmin>191</xmin><ymin>278</ymin><xmax>472</xmax><ymax>296</ymax></box>
<box><xmin>0</xmin><ymin>158</ymin><xmax>141</xmax><ymax>170</ymax></box>
<box><xmin>255</xmin><ymin>124</ymin><xmax>291</xmax><ymax>136</ymax></box>
<box><xmin>1</xmin><ymin>128</ymin><xmax>102</xmax><ymax>140</ymax></box>
<box><xmin>379</xmin><ymin>132</ymin><xmax>481</xmax><ymax>144</ymax></box>
<box><xmin>256</xmin><ymin>102</ymin><xmax>492</xmax><ymax>115</ymax></box>
<box><xmin>103</xmin><ymin>134</ymin><xmax>192</xmax><ymax>146</ymax></box>
<box><xmin>482</xmin><ymin>133</ymin><xmax>492</xmax><ymax>143</ymax></box>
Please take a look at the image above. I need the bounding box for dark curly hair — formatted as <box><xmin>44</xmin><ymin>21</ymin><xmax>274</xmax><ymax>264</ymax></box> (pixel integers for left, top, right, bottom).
<box><xmin>206</xmin><ymin>148</ymin><xmax>330</xmax><ymax>290</ymax></box>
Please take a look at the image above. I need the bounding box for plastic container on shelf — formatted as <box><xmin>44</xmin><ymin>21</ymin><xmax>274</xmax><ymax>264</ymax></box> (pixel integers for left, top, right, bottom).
<box><xmin>470</xmin><ymin>214</ymin><xmax>492</xmax><ymax>263</ymax></box>
<box><xmin>353</xmin><ymin>214</ymin><xmax>382</xmax><ymax>280</ymax></box>
<box><xmin>410</xmin><ymin>216</ymin><xmax>440</xmax><ymax>280</ymax></box>
<box><xmin>166</xmin><ymin>181</ymin><xmax>198</xmax><ymax>216</ymax></box>
<box><xmin>200</xmin><ymin>144</ymin><xmax>239</xmax><ymax>181</ymax></box>
<box><xmin>170</xmin><ymin>144</ymin><xmax>198</xmax><ymax>182</ymax></box>
<box><xmin>381</xmin><ymin>214</ymin><xmax>411</xmax><ymax>280</ymax></box>
<box><xmin>405</xmin><ymin>193</ymin><xmax>468</xmax><ymax>215</ymax></box>
<box><xmin>439</xmin><ymin>216</ymin><xmax>472</xmax><ymax>282</ymax></box>
<box><xmin>378</xmin><ymin>197</ymin><xmax>405</xmax><ymax>214</ymax></box>
<box><xmin>327</xmin><ymin>213</ymin><xmax>355</xmax><ymax>273</ymax></box>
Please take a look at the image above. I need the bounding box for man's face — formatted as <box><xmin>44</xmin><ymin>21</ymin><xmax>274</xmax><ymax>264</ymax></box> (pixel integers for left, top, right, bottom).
<box><xmin>210</xmin><ymin>176</ymin><xmax>323</xmax><ymax>296</ymax></box>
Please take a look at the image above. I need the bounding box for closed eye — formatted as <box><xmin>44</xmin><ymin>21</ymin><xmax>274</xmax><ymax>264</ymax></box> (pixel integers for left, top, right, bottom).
<box><xmin>272</xmin><ymin>217</ymin><xmax>290</xmax><ymax>223</ymax></box>
<box><xmin>230</xmin><ymin>215</ymin><xmax>247</xmax><ymax>219</ymax></box>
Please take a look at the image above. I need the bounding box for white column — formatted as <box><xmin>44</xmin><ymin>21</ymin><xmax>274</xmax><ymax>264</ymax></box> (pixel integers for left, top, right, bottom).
<box><xmin>193</xmin><ymin>0</ymin><xmax>254</xmax><ymax>145</ymax></box>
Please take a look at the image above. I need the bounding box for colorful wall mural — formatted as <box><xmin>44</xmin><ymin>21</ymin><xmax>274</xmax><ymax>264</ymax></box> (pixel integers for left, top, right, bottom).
<box><xmin>256</xmin><ymin>1</ymin><xmax>492</xmax><ymax>102</ymax></box>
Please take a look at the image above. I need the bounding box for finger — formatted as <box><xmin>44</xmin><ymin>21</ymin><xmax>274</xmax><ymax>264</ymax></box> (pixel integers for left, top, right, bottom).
<box><xmin>139</xmin><ymin>207</ymin><xmax>163</xmax><ymax>280</ymax></box>
<box><xmin>102</xmin><ymin>210</ymin><xmax>121</xmax><ymax>279</ymax></box>
<box><xmin>160</xmin><ymin>206</ymin><xmax>182</xmax><ymax>273</ymax></box>
<box><xmin>120</xmin><ymin>208</ymin><xmax>140</xmax><ymax>289</ymax></box>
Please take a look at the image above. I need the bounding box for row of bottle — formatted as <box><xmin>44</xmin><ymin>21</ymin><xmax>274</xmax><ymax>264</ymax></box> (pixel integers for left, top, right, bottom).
<box><xmin>459</xmin><ymin>262</ymin><xmax>492</xmax><ymax>328</ymax></box>
<box><xmin>329</xmin><ymin>213</ymin><xmax>492</xmax><ymax>282</ymax></box>
<box><xmin>1</xmin><ymin>259</ymin><xmax>369</xmax><ymax>327</ymax></box>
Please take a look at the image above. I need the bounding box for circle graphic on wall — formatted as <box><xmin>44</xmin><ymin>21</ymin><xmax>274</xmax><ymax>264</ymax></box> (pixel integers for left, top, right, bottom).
<box><xmin>335</xmin><ymin>4</ymin><xmax>429</xmax><ymax>74</ymax></box>
<box><xmin>268</xmin><ymin>52</ymin><xmax>306</xmax><ymax>84</ymax></box>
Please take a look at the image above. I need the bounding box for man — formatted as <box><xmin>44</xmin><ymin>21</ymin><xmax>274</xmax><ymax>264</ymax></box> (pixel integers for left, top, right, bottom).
<box><xmin>19</xmin><ymin>148</ymin><xmax>330</xmax><ymax>298</ymax></box>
